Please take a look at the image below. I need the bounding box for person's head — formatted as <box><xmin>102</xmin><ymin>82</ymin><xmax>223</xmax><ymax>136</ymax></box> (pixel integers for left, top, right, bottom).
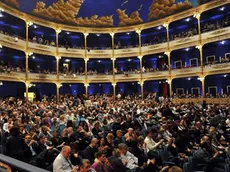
<box><xmin>146</xmin><ymin>128</ymin><xmax>153</xmax><ymax>138</ymax></box>
<box><xmin>168</xmin><ymin>166</ymin><xmax>183</xmax><ymax>172</ymax></box>
<box><xmin>9</xmin><ymin>126</ymin><xmax>20</xmax><ymax>137</ymax></box>
<box><xmin>112</xmin><ymin>148</ymin><xmax>121</xmax><ymax>158</ymax></box>
<box><xmin>116</xmin><ymin>130</ymin><xmax>123</xmax><ymax>138</ymax></box>
<box><xmin>127</xmin><ymin>128</ymin><xmax>133</xmax><ymax>135</ymax></box>
<box><xmin>202</xmin><ymin>135</ymin><xmax>210</xmax><ymax>144</ymax></box>
<box><xmin>90</xmin><ymin>138</ymin><xmax>98</xmax><ymax>148</ymax></box>
<box><xmin>24</xmin><ymin>134</ymin><xmax>32</xmax><ymax>144</ymax></box>
<box><xmin>38</xmin><ymin>134</ymin><xmax>46</xmax><ymax>144</ymax></box>
<box><xmin>100</xmin><ymin>137</ymin><xmax>105</xmax><ymax>145</ymax></box>
<box><xmin>80</xmin><ymin>159</ymin><xmax>91</xmax><ymax>172</ymax></box>
<box><xmin>95</xmin><ymin>152</ymin><xmax>107</xmax><ymax>163</ymax></box>
<box><xmin>118</xmin><ymin>143</ymin><xmax>128</xmax><ymax>155</ymax></box>
<box><xmin>61</xmin><ymin>146</ymin><xmax>71</xmax><ymax>158</ymax></box>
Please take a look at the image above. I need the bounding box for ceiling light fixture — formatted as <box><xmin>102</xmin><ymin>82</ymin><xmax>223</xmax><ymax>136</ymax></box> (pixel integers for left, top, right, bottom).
<box><xmin>157</xmin><ymin>26</ymin><xmax>162</xmax><ymax>30</ymax></box>
<box><xmin>186</xmin><ymin>18</ymin><xmax>191</xmax><ymax>22</ymax></box>
<box><xmin>220</xmin><ymin>7</ymin><xmax>225</xmax><ymax>11</ymax></box>
<box><xmin>65</xmin><ymin>59</ymin><xmax>70</xmax><ymax>62</ymax></box>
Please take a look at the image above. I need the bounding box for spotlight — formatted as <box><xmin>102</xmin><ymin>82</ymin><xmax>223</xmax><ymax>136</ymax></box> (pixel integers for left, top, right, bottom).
<box><xmin>66</xmin><ymin>32</ymin><xmax>70</xmax><ymax>35</ymax></box>
<box><xmin>128</xmin><ymin>59</ymin><xmax>131</xmax><ymax>62</ymax></box>
<box><xmin>132</xmin><ymin>83</ymin><xmax>134</xmax><ymax>85</ymax></box>
<box><xmin>69</xmin><ymin>84</ymin><xmax>72</xmax><ymax>87</ymax></box>
<box><xmin>188</xmin><ymin>78</ymin><xmax>191</xmax><ymax>80</ymax></box>
<box><xmin>0</xmin><ymin>82</ymin><xmax>3</xmax><ymax>85</ymax></box>
<box><xmin>126</xmin><ymin>32</ymin><xmax>130</xmax><ymax>35</ymax></box>
<box><xmin>220</xmin><ymin>7</ymin><xmax>225</xmax><ymax>11</ymax></box>
<box><xmin>185</xmin><ymin>48</ymin><xmax>189</xmax><ymax>51</ymax></box>
<box><xmin>33</xmin><ymin>25</ymin><xmax>37</xmax><ymax>29</ymax></box>
<box><xmin>159</xmin><ymin>55</ymin><xmax>163</xmax><ymax>58</ymax></box>
<box><xmin>98</xmin><ymin>60</ymin><xmax>101</xmax><ymax>63</ymax></box>
<box><xmin>32</xmin><ymin>56</ymin><xmax>36</xmax><ymax>59</ymax></box>
<box><xmin>221</xmin><ymin>41</ymin><xmax>225</xmax><ymax>45</ymax></box>
<box><xmin>96</xmin><ymin>34</ymin><xmax>100</xmax><ymax>36</ymax></box>
<box><xmin>99</xmin><ymin>84</ymin><xmax>101</xmax><ymax>86</ymax></box>
<box><xmin>65</xmin><ymin>59</ymin><xmax>70</xmax><ymax>62</ymax></box>
<box><xmin>185</xmin><ymin>18</ymin><xmax>191</xmax><ymax>22</ymax></box>
<box><xmin>157</xmin><ymin>26</ymin><xmax>162</xmax><ymax>30</ymax></box>
<box><xmin>0</xmin><ymin>13</ymin><xmax>3</xmax><ymax>18</ymax></box>
<box><xmin>224</xmin><ymin>75</ymin><xmax>227</xmax><ymax>77</ymax></box>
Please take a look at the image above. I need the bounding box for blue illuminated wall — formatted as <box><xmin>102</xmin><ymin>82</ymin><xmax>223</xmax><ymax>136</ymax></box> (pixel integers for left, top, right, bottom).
<box><xmin>172</xmin><ymin>77</ymin><xmax>202</xmax><ymax>94</ymax></box>
<box><xmin>28</xmin><ymin>83</ymin><xmax>56</xmax><ymax>99</ymax></box>
<box><xmin>116</xmin><ymin>58</ymin><xmax>140</xmax><ymax>71</ymax></box>
<box><xmin>203</xmin><ymin>41</ymin><xmax>230</xmax><ymax>63</ymax></box>
<box><xmin>171</xmin><ymin>48</ymin><xmax>200</xmax><ymax>68</ymax></box>
<box><xmin>88</xmin><ymin>84</ymin><xmax>112</xmax><ymax>95</ymax></box>
<box><xmin>29</xmin><ymin>56</ymin><xmax>56</xmax><ymax>71</ymax></box>
<box><xmin>116</xmin><ymin>83</ymin><xmax>140</xmax><ymax>96</ymax></box>
<box><xmin>60</xmin><ymin>84</ymin><xmax>85</xmax><ymax>95</ymax></box>
<box><xmin>144</xmin><ymin>81</ymin><xmax>159</xmax><ymax>93</ymax></box>
<box><xmin>0</xmin><ymin>82</ymin><xmax>25</xmax><ymax>97</ymax></box>
<box><xmin>88</xmin><ymin>60</ymin><xmax>112</xmax><ymax>73</ymax></box>
<box><xmin>205</xmin><ymin>74</ymin><xmax>230</xmax><ymax>95</ymax></box>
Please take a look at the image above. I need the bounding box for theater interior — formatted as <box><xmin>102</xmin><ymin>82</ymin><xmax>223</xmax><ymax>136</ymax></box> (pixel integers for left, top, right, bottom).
<box><xmin>0</xmin><ymin>0</ymin><xmax>230</xmax><ymax>172</ymax></box>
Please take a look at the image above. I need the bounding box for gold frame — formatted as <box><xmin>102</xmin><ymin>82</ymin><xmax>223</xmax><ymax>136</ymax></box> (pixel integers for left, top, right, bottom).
<box><xmin>190</xmin><ymin>58</ymin><xmax>198</xmax><ymax>67</ymax></box>
<box><xmin>208</xmin><ymin>86</ymin><xmax>217</xmax><ymax>96</ymax></box>
<box><xmin>191</xmin><ymin>87</ymin><xmax>200</xmax><ymax>95</ymax></box>
<box><xmin>174</xmin><ymin>60</ymin><xmax>182</xmax><ymax>68</ymax></box>
<box><xmin>206</xmin><ymin>55</ymin><xmax>215</xmax><ymax>64</ymax></box>
<box><xmin>176</xmin><ymin>88</ymin><xmax>184</xmax><ymax>95</ymax></box>
<box><xmin>225</xmin><ymin>53</ymin><xmax>230</xmax><ymax>58</ymax></box>
<box><xmin>227</xmin><ymin>86</ymin><xmax>230</xmax><ymax>94</ymax></box>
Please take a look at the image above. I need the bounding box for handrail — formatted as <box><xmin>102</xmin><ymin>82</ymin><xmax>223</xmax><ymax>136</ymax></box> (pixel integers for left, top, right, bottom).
<box><xmin>0</xmin><ymin>154</ymin><xmax>50</xmax><ymax>172</ymax></box>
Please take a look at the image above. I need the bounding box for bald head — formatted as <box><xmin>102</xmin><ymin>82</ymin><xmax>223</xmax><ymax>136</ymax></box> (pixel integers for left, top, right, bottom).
<box><xmin>168</xmin><ymin>166</ymin><xmax>183</xmax><ymax>172</ymax></box>
<box><xmin>61</xmin><ymin>146</ymin><xmax>71</xmax><ymax>158</ymax></box>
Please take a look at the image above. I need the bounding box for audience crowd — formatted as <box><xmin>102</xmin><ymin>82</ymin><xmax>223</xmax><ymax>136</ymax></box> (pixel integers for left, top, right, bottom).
<box><xmin>0</xmin><ymin>94</ymin><xmax>230</xmax><ymax>172</ymax></box>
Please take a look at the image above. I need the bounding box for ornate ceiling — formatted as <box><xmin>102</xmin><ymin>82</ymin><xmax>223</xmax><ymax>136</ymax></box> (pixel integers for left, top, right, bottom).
<box><xmin>1</xmin><ymin>0</ymin><xmax>211</xmax><ymax>27</ymax></box>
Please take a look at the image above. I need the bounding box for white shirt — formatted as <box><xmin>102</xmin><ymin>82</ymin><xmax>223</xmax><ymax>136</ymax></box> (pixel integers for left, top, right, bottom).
<box><xmin>53</xmin><ymin>153</ymin><xmax>72</xmax><ymax>172</ymax></box>
<box><xmin>144</xmin><ymin>136</ymin><xmax>157</xmax><ymax>152</ymax></box>
<box><xmin>120</xmin><ymin>151</ymin><xmax>138</xmax><ymax>170</ymax></box>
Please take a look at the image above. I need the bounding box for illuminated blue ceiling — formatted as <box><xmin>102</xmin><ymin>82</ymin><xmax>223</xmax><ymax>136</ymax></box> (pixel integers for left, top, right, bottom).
<box><xmin>0</xmin><ymin>0</ymin><xmax>211</xmax><ymax>27</ymax></box>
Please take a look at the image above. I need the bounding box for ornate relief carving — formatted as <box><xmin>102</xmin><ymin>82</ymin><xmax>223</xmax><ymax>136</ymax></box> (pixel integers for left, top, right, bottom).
<box><xmin>177</xmin><ymin>38</ymin><xmax>191</xmax><ymax>43</ymax></box>
<box><xmin>172</xmin><ymin>98</ymin><xmax>230</xmax><ymax>104</ymax></box>
<box><xmin>212</xmin><ymin>29</ymin><xmax>227</xmax><ymax>35</ymax></box>
<box><xmin>212</xmin><ymin>64</ymin><xmax>230</xmax><ymax>69</ymax></box>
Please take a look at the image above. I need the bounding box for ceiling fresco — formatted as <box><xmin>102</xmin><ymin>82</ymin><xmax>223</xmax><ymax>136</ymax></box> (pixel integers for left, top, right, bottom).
<box><xmin>1</xmin><ymin>0</ymin><xmax>212</xmax><ymax>27</ymax></box>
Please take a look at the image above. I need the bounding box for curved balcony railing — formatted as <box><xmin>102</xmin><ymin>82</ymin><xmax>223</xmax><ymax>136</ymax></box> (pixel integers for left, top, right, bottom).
<box><xmin>0</xmin><ymin>62</ymin><xmax>229</xmax><ymax>83</ymax></box>
<box><xmin>1</xmin><ymin>26</ymin><xmax>230</xmax><ymax>58</ymax></box>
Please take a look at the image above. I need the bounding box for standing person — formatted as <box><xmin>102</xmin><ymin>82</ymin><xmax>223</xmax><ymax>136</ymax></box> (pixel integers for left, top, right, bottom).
<box><xmin>53</xmin><ymin>146</ymin><xmax>77</xmax><ymax>172</ymax></box>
